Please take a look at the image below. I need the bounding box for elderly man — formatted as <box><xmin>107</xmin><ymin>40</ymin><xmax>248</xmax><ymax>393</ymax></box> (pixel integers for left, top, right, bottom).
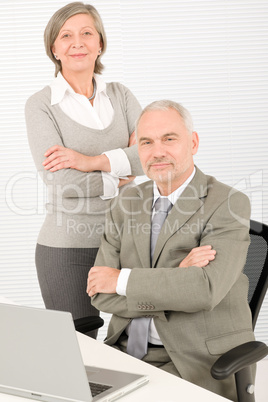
<box><xmin>87</xmin><ymin>100</ymin><xmax>254</xmax><ymax>401</ymax></box>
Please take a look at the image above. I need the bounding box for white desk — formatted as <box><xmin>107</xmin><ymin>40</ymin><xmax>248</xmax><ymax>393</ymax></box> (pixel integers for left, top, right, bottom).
<box><xmin>0</xmin><ymin>331</ymin><xmax>230</xmax><ymax>402</ymax></box>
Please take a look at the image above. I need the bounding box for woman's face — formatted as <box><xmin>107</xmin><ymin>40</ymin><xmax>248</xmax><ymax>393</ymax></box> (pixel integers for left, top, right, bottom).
<box><xmin>52</xmin><ymin>13</ymin><xmax>102</xmax><ymax>76</ymax></box>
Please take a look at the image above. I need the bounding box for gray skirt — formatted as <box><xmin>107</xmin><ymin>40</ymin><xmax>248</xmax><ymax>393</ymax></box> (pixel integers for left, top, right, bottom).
<box><xmin>35</xmin><ymin>244</ymin><xmax>99</xmax><ymax>338</ymax></box>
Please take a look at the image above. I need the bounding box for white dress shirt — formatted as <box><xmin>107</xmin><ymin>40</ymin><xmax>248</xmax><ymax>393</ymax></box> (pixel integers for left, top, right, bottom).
<box><xmin>116</xmin><ymin>167</ymin><xmax>196</xmax><ymax>344</ymax></box>
<box><xmin>50</xmin><ymin>73</ymin><xmax>131</xmax><ymax>199</ymax></box>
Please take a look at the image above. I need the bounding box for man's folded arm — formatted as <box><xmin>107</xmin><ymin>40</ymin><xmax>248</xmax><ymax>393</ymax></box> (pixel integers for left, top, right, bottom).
<box><xmin>126</xmin><ymin>191</ymin><xmax>251</xmax><ymax>313</ymax></box>
<box><xmin>91</xmin><ymin>190</ymin><xmax>250</xmax><ymax>317</ymax></box>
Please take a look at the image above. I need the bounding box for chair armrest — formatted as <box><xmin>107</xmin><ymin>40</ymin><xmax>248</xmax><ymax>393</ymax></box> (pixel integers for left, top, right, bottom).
<box><xmin>74</xmin><ymin>316</ymin><xmax>104</xmax><ymax>334</ymax></box>
<box><xmin>211</xmin><ymin>341</ymin><xmax>268</xmax><ymax>380</ymax></box>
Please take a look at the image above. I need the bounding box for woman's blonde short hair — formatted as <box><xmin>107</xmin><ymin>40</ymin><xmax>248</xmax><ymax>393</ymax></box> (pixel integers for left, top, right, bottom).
<box><xmin>44</xmin><ymin>2</ymin><xmax>107</xmax><ymax>76</ymax></box>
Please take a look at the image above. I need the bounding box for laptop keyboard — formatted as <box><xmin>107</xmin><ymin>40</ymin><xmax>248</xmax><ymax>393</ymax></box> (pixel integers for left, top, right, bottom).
<box><xmin>89</xmin><ymin>381</ymin><xmax>112</xmax><ymax>397</ymax></box>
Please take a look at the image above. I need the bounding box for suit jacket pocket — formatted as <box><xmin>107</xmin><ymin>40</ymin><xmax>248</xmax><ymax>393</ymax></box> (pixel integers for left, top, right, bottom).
<box><xmin>206</xmin><ymin>329</ymin><xmax>255</xmax><ymax>356</ymax></box>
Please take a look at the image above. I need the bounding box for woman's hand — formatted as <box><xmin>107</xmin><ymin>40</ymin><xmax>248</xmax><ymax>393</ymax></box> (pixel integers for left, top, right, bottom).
<box><xmin>128</xmin><ymin>131</ymin><xmax>136</xmax><ymax>147</ymax></box>
<box><xmin>118</xmin><ymin>176</ymin><xmax>136</xmax><ymax>187</ymax></box>
<box><xmin>43</xmin><ymin>145</ymin><xmax>110</xmax><ymax>172</ymax></box>
<box><xmin>179</xmin><ymin>245</ymin><xmax>216</xmax><ymax>268</ymax></box>
<box><xmin>43</xmin><ymin>131</ymin><xmax>136</xmax><ymax>173</ymax></box>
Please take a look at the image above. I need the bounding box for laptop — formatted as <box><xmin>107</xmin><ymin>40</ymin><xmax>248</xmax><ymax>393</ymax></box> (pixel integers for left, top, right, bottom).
<box><xmin>0</xmin><ymin>303</ymin><xmax>149</xmax><ymax>402</ymax></box>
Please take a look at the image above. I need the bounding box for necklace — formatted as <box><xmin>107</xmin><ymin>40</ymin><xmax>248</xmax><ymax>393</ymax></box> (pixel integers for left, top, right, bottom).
<box><xmin>88</xmin><ymin>77</ymin><xmax>96</xmax><ymax>100</ymax></box>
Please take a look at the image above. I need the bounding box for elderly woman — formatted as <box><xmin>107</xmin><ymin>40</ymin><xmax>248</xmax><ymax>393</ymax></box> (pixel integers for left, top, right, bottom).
<box><xmin>25</xmin><ymin>2</ymin><xmax>143</xmax><ymax>337</ymax></box>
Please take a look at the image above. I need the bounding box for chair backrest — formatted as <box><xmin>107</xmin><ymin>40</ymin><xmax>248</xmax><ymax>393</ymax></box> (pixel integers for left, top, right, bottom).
<box><xmin>243</xmin><ymin>220</ymin><xmax>268</xmax><ymax>329</ymax></box>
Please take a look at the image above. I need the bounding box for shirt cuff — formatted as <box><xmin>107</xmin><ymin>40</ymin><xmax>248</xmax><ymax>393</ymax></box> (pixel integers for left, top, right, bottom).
<box><xmin>100</xmin><ymin>172</ymin><xmax>119</xmax><ymax>200</ymax></box>
<box><xmin>116</xmin><ymin>268</ymin><xmax>131</xmax><ymax>296</ymax></box>
<box><xmin>103</xmin><ymin>148</ymin><xmax>131</xmax><ymax>177</ymax></box>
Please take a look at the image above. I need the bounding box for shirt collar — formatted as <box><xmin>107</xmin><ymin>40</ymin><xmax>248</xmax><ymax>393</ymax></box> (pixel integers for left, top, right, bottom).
<box><xmin>153</xmin><ymin>166</ymin><xmax>196</xmax><ymax>208</ymax></box>
<box><xmin>50</xmin><ymin>72</ymin><xmax>108</xmax><ymax>105</ymax></box>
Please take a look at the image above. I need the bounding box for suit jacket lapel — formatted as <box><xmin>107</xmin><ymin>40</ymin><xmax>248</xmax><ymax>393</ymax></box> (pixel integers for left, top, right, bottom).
<box><xmin>152</xmin><ymin>167</ymin><xmax>208</xmax><ymax>267</ymax></box>
<box><xmin>131</xmin><ymin>181</ymin><xmax>154</xmax><ymax>268</ymax></box>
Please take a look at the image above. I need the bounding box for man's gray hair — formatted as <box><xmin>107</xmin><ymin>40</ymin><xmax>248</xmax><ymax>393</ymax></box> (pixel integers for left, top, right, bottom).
<box><xmin>135</xmin><ymin>100</ymin><xmax>194</xmax><ymax>135</ymax></box>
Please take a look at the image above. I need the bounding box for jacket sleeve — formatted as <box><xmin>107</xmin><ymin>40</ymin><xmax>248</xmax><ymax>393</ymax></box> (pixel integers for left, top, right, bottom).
<box><xmin>116</xmin><ymin>84</ymin><xmax>144</xmax><ymax>176</ymax></box>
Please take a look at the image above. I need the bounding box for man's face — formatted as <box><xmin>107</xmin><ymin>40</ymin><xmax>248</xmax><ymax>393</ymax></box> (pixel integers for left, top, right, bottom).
<box><xmin>137</xmin><ymin>108</ymin><xmax>199</xmax><ymax>195</ymax></box>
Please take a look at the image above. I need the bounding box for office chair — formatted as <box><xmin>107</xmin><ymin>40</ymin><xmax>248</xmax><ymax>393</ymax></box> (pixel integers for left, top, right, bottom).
<box><xmin>211</xmin><ymin>219</ymin><xmax>268</xmax><ymax>402</ymax></box>
<box><xmin>74</xmin><ymin>315</ymin><xmax>104</xmax><ymax>334</ymax></box>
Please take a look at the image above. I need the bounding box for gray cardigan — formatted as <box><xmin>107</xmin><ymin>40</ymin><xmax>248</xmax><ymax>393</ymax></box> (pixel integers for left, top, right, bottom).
<box><xmin>25</xmin><ymin>82</ymin><xmax>143</xmax><ymax>248</ymax></box>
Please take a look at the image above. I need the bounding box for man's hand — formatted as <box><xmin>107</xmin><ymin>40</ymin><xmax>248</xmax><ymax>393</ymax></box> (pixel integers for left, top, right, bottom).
<box><xmin>87</xmin><ymin>266</ymin><xmax>120</xmax><ymax>297</ymax></box>
<box><xmin>179</xmin><ymin>245</ymin><xmax>216</xmax><ymax>268</ymax></box>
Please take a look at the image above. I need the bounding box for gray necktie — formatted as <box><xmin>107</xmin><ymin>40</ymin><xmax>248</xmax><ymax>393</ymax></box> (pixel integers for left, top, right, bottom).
<box><xmin>150</xmin><ymin>197</ymin><xmax>173</xmax><ymax>259</ymax></box>
<box><xmin>126</xmin><ymin>197</ymin><xmax>172</xmax><ymax>359</ymax></box>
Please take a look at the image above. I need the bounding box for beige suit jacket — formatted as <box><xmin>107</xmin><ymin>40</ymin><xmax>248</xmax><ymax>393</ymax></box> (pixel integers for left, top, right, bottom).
<box><xmin>92</xmin><ymin>167</ymin><xmax>255</xmax><ymax>401</ymax></box>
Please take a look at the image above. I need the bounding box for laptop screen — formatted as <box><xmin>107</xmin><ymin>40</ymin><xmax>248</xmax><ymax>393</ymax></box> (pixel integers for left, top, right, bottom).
<box><xmin>0</xmin><ymin>303</ymin><xmax>92</xmax><ymax>401</ymax></box>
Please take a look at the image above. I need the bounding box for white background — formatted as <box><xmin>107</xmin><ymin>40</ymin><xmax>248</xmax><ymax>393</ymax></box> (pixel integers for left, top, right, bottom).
<box><xmin>0</xmin><ymin>0</ymin><xmax>267</xmax><ymax>345</ymax></box>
